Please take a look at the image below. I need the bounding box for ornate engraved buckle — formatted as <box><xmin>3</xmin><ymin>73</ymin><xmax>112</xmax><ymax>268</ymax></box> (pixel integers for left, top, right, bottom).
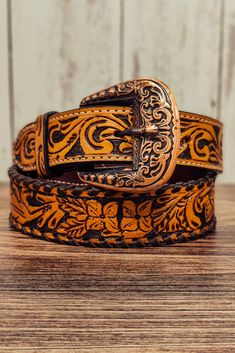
<box><xmin>79</xmin><ymin>78</ymin><xmax>180</xmax><ymax>193</ymax></box>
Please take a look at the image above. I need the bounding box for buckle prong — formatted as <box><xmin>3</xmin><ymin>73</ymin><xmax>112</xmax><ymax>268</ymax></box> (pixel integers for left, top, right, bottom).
<box><xmin>114</xmin><ymin>125</ymin><xmax>158</xmax><ymax>138</ymax></box>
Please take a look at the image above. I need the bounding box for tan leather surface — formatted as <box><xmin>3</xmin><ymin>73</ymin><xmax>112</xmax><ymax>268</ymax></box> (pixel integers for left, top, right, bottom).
<box><xmin>13</xmin><ymin>107</ymin><xmax>223</xmax><ymax>174</ymax></box>
<box><xmin>9</xmin><ymin>165</ymin><xmax>216</xmax><ymax>247</ymax></box>
<box><xmin>9</xmin><ymin>78</ymin><xmax>223</xmax><ymax>247</ymax></box>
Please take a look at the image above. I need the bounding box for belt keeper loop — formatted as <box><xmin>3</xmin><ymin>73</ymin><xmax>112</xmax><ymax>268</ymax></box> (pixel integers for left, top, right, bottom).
<box><xmin>35</xmin><ymin>111</ymin><xmax>57</xmax><ymax>177</ymax></box>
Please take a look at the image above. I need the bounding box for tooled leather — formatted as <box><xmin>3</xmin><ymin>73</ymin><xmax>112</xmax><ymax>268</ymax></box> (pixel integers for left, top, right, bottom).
<box><xmin>13</xmin><ymin>107</ymin><xmax>223</xmax><ymax>174</ymax></box>
<box><xmin>9</xmin><ymin>165</ymin><xmax>216</xmax><ymax>247</ymax></box>
<box><xmin>35</xmin><ymin>114</ymin><xmax>48</xmax><ymax>176</ymax></box>
<box><xmin>9</xmin><ymin>76</ymin><xmax>223</xmax><ymax>247</ymax></box>
<box><xmin>13</xmin><ymin>107</ymin><xmax>133</xmax><ymax>172</ymax></box>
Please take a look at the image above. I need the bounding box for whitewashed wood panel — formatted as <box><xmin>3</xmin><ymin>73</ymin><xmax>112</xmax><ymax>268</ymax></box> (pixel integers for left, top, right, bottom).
<box><xmin>11</xmin><ymin>0</ymin><xmax>121</xmax><ymax>134</ymax></box>
<box><xmin>123</xmin><ymin>0</ymin><xmax>221</xmax><ymax>117</ymax></box>
<box><xmin>1</xmin><ymin>0</ymin><xmax>234</xmax><ymax>184</ymax></box>
<box><xmin>0</xmin><ymin>0</ymin><xmax>12</xmax><ymax>181</ymax></box>
<box><xmin>220</xmin><ymin>0</ymin><xmax>235</xmax><ymax>183</ymax></box>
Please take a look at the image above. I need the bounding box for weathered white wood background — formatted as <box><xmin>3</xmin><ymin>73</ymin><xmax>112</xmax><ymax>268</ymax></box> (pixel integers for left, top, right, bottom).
<box><xmin>0</xmin><ymin>0</ymin><xmax>234</xmax><ymax>183</ymax></box>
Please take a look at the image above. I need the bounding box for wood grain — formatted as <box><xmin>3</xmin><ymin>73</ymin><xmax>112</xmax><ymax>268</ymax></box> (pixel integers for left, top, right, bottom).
<box><xmin>11</xmin><ymin>0</ymin><xmax>121</xmax><ymax>134</ymax></box>
<box><xmin>220</xmin><ymin>0</ymin><xmax>235</xmax><ymax>183</ymax></box>
<box><xmin>0</xmin><ymin>183</ymin><xmax>234</xmax><ymax>352</ymax></box>
<box><xmin>123</xmin><ymin>0</ymin><xmax>221</xmax><ymax>117</ymax></box>
<box><xmin>0</xmin><ymin>0</ymin><xmax>12</xmax><ymax>181</ymax></box>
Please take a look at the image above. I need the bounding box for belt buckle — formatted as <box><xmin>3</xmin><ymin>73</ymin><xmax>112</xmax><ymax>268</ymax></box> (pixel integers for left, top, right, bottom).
<box><xmin>79</xmin><ymin>78</ymin><xmax>181</xmax><ymax>193</ymax></box>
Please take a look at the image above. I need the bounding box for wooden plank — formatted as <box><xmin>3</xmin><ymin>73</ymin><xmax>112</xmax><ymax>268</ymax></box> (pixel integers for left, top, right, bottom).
<box><xmin>11</xmin><ymin>0</ymin><xmax>121</xmax><ymax>134</ymax></box>
<box><xmin>220</xmin><ymin>0</ymin><xmax>235</xmax><ymax>183</ymax></box>
<box><xmin>0</xmin><ymin>183</ymin><xmax>234</xmax><ymax>352</ymax></box>
<box><xmin>123</xmin><ymin>0</ymin><xmax>221</xmax><ymax>117</ymax></box>
<box><xmin>7</xmin><ymin>0</ymin><xmax>235</xmax><ymax>185</ymax></box>
<box><xmin>0</xmin><ymin>1</ymin><xmax>12</xmax><ymax>181</ymax></box>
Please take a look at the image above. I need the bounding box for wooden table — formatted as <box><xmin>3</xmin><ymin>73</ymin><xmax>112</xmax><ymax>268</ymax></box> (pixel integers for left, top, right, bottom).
<box><xmin>0</xmin><ymin>183</ymin><xmax>234</xmax><ymax>352</ymax></box>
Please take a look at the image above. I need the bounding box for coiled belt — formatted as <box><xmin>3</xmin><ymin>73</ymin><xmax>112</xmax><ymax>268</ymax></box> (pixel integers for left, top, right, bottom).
<box><xmin>9</xmin><ymin>78</ymin><xmax>223</xmax><ymax>247</ymax></box>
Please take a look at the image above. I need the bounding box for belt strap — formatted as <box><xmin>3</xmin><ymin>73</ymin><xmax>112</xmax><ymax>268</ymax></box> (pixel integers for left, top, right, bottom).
<box><xmin>9</xmin><ymin>78</ymin><xmax>223</xmax><ymax>247</ymax></box>
<box><xmin>9</xmin><ymin>166</ymin><xmax>216</xmax><ymax>247</ymax></box>
<box><xmin>14</xmin><ymin>108</ymin><xmax>222</xmax><ymax>174</ymax></box>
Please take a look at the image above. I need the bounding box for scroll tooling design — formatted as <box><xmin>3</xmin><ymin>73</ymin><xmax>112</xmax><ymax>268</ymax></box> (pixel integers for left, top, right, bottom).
<box><xmin>13</xmin><ymin>110</ymin><xmax>133</xmax><ymax>171</ymax></box>
<box><xmin>47</xmin><ymin>111</ymin><xmax>133</xmax><ymax>162</ymax></box>
<box><xmin>79</xmin><ymin>78</ymin><xmax>180</xmax><ymax>192</ymax></box>
<box><xmin>178</xmin><ymin>116</ymin><xmax>223</xmax><ymax>170</ymax></box>
<box><xmin>10</xmin><ymin>172</ymin><xmax>215</xmax><ymax>244</ymax></box>
<box><xmin>13</xmin><ymin>110</ymin><xmax>222</xmax><ymax>174</ymax></box>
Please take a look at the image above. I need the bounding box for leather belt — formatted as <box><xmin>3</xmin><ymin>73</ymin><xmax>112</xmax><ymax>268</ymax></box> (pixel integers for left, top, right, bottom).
<box><xmin>9</xmin><ymin>78</ymin><xmax>223</xmax><ymax>247</ymax></box>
